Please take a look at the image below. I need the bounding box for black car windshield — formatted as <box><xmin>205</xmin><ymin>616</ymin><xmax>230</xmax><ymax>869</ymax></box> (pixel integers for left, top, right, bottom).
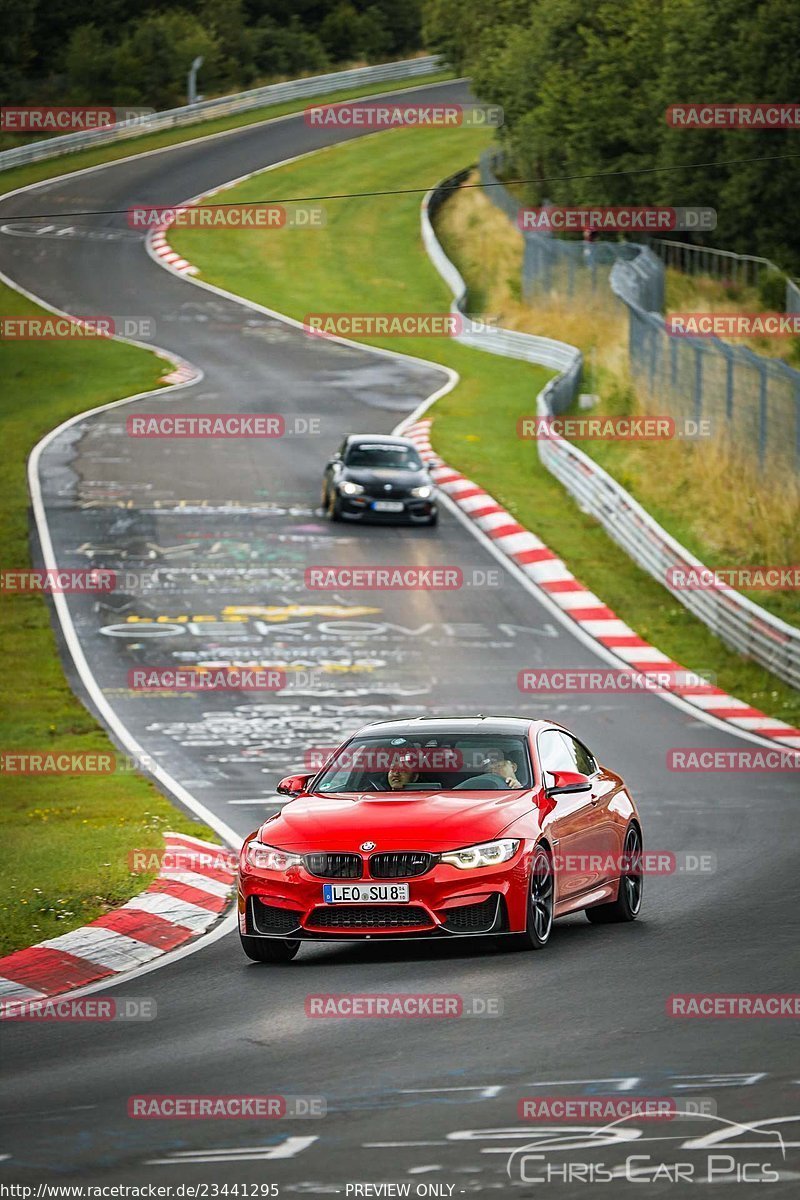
<box><xmin>314</xmin><ymin>734</ymin><xmax>532</xmax><ymax>793</ymax></box>
<box><xmin>345</xmin><ymin>444</ymin><xmax>423</xmax><ymax>470</ymax></box>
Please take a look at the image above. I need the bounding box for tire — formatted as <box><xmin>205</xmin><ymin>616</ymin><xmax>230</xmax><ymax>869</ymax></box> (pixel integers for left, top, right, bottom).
<box><xmin>586</xmin><ymin>823</ymin><xmax>643</xmax><ymax>924</ymax></box>
<box><xmin>427</xmin><ymin>512</ymin><xmax>438</xmax><ymax>527</ymax></box>
<box><xmin>326</xmin><ymin>490</ymin><xmax>341</xmax><ymax>522</ymax></box>
<box><xmin>240</xmin><ymin>934</ymin><xmax>300</xmax><ymax>963</ymax></box>
<box><xmin>509</xmin><ymin>844</ymin><xmax>554</xmax><ymax>950</ymax></box>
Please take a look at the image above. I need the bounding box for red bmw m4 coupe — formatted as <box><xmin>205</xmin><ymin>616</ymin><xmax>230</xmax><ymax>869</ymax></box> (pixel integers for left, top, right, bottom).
<box><xmin>237</xmin><ymin>716</ymin><xmax>643</xmax><ymax>962</ymax></box>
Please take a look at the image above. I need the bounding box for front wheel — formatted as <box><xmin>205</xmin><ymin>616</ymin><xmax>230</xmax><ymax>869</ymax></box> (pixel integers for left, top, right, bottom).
<box><xmin>326</xmin><ymin>490</ymin><xmax>342</xmax><ymax>522</ymax></box>
<box><xmin>509</xmin><ymin>844</ymin><xmax>554</xmax><ymax>950</ymax></box>
<box><xmin>586</xmin><ymin>823</ymin><xmax>643</xmax><ymax>924</ymax></box>
<box><xmin>240</xmin><ymin>934</ymin><xmax>300</xmax><ymax>963</ymax></box>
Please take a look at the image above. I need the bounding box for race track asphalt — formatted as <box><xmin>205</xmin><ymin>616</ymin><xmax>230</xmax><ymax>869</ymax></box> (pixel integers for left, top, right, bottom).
<box><xmin>1</xmin><ymin>80</ymin><xmax>798</xmax><ymax>1196</ymax></box>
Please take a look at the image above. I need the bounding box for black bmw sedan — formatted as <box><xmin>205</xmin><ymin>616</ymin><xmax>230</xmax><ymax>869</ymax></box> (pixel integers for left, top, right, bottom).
<box><xmin>321</xmin><ymin>434</ymin><xmax>438</xmax><ymax>525</ymax></box>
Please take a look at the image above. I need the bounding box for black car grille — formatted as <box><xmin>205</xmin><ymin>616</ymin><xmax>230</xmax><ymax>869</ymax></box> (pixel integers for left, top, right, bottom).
<box><xmin>369</xmin><ymin>852</ymin><xmax>435</xmax><ymax>879</ymax></box>
<box><xmin>441</xmin><ymin>896</ymin><xmax>501</xmax><ymax>934</ymax></box>
<box><xmin>306</xmin><ymin>905</ymin><xmax>432</xmax><ymax>930</ymax></box>
<box><xmin>304</xmin><ymin>853</ymin><xmax>363</xmax><ymax>879</ymax></box>
<box><xmin>250</xmin><ymin>898</ymin><xmax>303</xmax><ymax>935</ymax></box>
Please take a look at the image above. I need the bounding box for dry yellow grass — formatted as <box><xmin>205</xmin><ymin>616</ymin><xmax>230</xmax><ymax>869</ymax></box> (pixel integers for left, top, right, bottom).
<box><xmin>435</xmin><ymin>173</ymin><xmax>800</xmax><ymax>582</ymax></box>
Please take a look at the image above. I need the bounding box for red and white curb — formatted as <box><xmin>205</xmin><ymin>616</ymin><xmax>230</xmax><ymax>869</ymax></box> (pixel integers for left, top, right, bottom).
<box><xmin>150</xmin><ymin>224</ymin><xmax>198</xmax><ymax>276</ymax></box>
<box><xmin>159</xmin><ymin>358</ymin><xmax>199</xmax><ymax>385</ymax></box>
<box><xmin>405</xmin><ymin>418</ymin><xmax>800</xmax><ymax>752</ymax></box>
<box><xmin>0</xmin><ymin>833</ymin><xmax>235</xmax><ymax>1008</ymax></box>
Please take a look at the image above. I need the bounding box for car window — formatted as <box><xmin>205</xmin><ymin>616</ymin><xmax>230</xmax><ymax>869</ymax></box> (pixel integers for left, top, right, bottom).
<box><xmin>345</xmin><ymin>445</ymin><xmax>423</xmax><ymax>470</ymax></box>
<box><xmin>537</xmin><ymin>730</ymin><xmax>575</xmax><ymax>774</ymax></box>
<box><xmin>566</xmin><ymin>736</ymin><xmax>597</xmax><ymax>776</ymax></box>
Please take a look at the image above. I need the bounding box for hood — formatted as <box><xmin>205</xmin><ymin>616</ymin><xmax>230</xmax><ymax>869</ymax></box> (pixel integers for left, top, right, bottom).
<box><xmin>257</xmin><ymin>789</ymin><xmax>534</xmax><ymax>852</ymax></box>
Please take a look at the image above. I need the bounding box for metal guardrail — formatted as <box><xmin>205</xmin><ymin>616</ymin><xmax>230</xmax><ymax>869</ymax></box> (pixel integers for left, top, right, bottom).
<box><xmin>423</xmin><ymin>169</ymin><xmax>581</xmax><ymax>410</ymax></box>
<box><xmin>0</xmin><ymin>56</ymin><xmax>445</xmax><ymax>171</ymax></box>
<box><xmin>422</xmin><ymin>166</ymin><xmax>800</xmax><ymax>688</ymax></box>
<box><xmin>480</xmin><ymin>149</ymin><xmax>800</xmax><ymax>469</ymax></box>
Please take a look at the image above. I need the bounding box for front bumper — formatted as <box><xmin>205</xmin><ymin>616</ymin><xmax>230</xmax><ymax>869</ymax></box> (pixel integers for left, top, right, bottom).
<box><xmin>239</xmin><ymin>853</ymin><xmax>529</xmax><ymax>940</ymax></box>
<box><xmin>338</xmin><ymin>492</ymin><xmax>437</xmax><ymax>523</ymax></box>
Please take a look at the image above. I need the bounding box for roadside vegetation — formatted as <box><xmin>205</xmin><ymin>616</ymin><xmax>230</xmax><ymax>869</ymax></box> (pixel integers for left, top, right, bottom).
<box><xmin>434</xmin><ymin>173</ymin><xmax>799</xmax><ymax>628</ymax></box>
<box><xmin>170</xmin><ymin>123</ymin><xmax>800</xmax><ymax>728</ymax></box>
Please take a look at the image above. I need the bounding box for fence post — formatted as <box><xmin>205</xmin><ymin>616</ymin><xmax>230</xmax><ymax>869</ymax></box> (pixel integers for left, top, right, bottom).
<box><xmin>758</xmin><ymin>360</ymin><xmax>768</xmax><ymax>464</ymax></box>
<box><xmin>694</xmin><ymin>344</ymin><xmax>703</xmax><ymax>428</ymax></box>
<box><xmin>724</xmin><ymin>346</ymin><xmax>735</xmax><ymax>422</ymax></box>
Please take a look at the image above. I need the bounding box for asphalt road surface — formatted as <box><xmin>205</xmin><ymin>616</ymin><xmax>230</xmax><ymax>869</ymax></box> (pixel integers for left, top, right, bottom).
<box><xmin>1</xmin><ymin>80</ymin><xmax>798</xmax><ymax>1196</ymax></box>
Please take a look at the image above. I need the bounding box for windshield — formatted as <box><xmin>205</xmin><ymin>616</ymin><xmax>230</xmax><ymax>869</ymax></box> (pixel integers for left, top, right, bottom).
<box><xmin>314</xmin><ymin>734</ymin><xmax>532</xmax><ymax>793</ymax></box>
<box><xmin>345</xmin><ymin>444</ymin><xmax>423</xmax><ymax>470</ymax></box>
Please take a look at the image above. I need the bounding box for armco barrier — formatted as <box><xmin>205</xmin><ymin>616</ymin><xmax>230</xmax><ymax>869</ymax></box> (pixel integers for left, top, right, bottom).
<box><xmin>422</xmin><ymin>170</ymin><xmax>800</xmax><ymax>689</ymax></box>
<box><xmin>0</xmin><ymin>56</ymin><xmax>444</xmax><ymax>171</ymax></box>
<box><xmin>423</xmin><ymin>169</ymin><xmax>581</xmax><ymax>412</ymax></box>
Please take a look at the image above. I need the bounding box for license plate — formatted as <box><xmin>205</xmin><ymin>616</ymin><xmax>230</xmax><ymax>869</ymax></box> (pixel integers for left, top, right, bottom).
<box><xmin>372</xmin><ymin>500</ymin><xmax>405</xmax><ymax>512</ymax></box>
<box><xmin>323</xmin><ymin>883</ymin><xmax>410</xmax><ymax>903</ymax></box>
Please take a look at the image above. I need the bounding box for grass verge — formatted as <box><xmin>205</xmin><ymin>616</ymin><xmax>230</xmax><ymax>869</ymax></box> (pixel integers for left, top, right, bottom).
<box><xmin>171</xmin><ymin>128</ymin><xmax>799</xmax><ymax>728</ymax></box>
<box><xmin>0</xmin><ymin>283</ymin><xmax>220</xmax><ymax>956</ymax></box>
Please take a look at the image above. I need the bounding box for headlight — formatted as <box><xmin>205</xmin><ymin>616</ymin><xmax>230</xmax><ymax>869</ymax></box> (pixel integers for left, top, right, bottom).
<box><xmin>245</xmin><ymin>841</ymin><xmax>304</xmax><ymax>871</ymax></box>
<box><xmin>439</xmin><ymin>839</ymin><xmax>520</xmax><ymax>870</ymax></box>
<box><xmin>339</xmin><ymin>481</ymin><xmax>364</xmax><ymax>496</ymax></box>
<box><xmin>411</xmin><ymin>484</ymin><xmax>433</xmax><ymax>499</ymax></box>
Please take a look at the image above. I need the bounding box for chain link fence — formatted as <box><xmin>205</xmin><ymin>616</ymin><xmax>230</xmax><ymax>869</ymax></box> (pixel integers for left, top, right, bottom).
<box><xmin>479</xmin><ymin>150</ymin><xmax>800</xmax><ymax>469</ymax></box>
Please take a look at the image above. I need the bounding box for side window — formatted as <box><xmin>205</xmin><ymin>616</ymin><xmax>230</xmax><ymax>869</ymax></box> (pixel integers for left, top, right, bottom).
<box><xmin>562</xmin><ymin>735</ymin><xmax>597</xmax><ymax>776</ymax></box>
<box><xmin>538</xmin><ymin>730</ymin><xmax>574</xmax><ymax>775</ymax></box>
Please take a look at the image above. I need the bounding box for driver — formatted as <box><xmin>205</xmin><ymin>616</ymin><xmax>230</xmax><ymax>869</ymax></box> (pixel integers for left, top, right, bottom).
<box><xmin>483</xmin><ymin>747</ymin><xmax>522</xmax><ymax>788</ymax></box>
<box><xmin>386</xmin><ymin>763</ymin><xmax>419</xmax><ymax>790</ymax></box>
<box><xmin>453</xmin><ymin>746</ymin><xmax>522</xmax><ymax>790</ymax></box>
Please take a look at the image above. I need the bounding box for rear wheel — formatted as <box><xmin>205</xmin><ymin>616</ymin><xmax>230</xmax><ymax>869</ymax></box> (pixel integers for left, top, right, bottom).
<box><xmin>240</xmin><ymin>934</ymin><xmax>300</xmax><ymax>963</ymax></box>
<box><xmin>509</xmin><ymin>844</ymin><xmax>554</xmax><ymax>950</ymax></box>
<box><xmin>586</xmin><ymin>823</ymin><xmax>643</xmax><ymax>924</ymax></box>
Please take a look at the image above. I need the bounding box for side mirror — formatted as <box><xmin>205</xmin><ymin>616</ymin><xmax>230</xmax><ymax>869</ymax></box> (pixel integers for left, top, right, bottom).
<box><xmin>277</xmin><ymin>773</ymin><xmax>314</xmax><ymax>797</ymax></box>
<box><xmin>545</xmin><ymin>769</ymin><xmax>592</xmax><ymax>797</ymax></box>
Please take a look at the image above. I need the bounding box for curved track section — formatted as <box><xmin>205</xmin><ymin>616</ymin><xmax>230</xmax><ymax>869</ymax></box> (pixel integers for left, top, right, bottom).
<box><xmin>1</xmin><ymin>81</ymin><xmax>798</xmax><ymax>1194</ymax></box>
